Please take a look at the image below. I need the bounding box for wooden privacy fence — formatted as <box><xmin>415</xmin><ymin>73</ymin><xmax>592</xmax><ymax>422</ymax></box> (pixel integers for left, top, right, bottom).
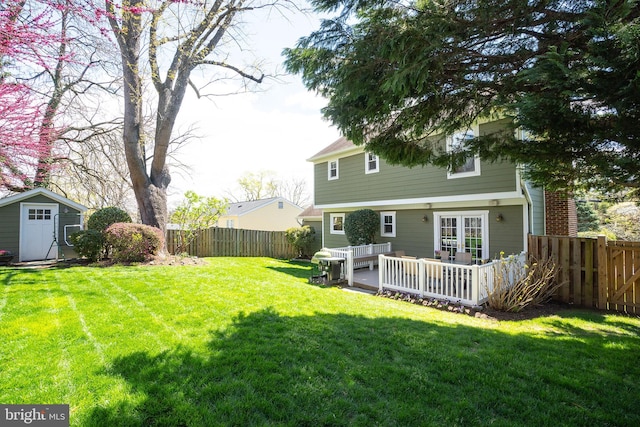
<box><xmin>528</xmin><ymin>234</ymin><xmax>640</xmax><ymax>314</ymax></box>
<box><xmin>166</xmin><ymin>227</ymin><xmax>297</xmax><ymax>259</ymax></box>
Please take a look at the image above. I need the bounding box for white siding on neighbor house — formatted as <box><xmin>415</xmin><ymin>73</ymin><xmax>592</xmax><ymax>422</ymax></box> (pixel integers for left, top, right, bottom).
<box><xmin>217</xmin><ymin>200</ymin><xmax>302</xmax><ymax>231</ymax></box>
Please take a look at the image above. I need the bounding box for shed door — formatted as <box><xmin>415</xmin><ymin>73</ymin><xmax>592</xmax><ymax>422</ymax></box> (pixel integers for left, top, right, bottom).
<box><xmin>20</xmin><ymin>203</ymin><xmax>58</xmax><ymax>261</ymax></box>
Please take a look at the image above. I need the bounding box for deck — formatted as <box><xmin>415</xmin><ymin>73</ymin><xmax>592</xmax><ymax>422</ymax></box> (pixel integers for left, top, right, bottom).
<box><xmin>353</xmin><ymin>268</ymin><xmax>380</xmax><ymax>291</ymax></box>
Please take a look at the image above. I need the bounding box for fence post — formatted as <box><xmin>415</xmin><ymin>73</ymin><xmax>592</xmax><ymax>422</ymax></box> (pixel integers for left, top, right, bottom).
<box><xmin>471</xmin><ymin>264</ymin><xmax>479</xmax><ymax>305</ymax></box>
<box><xmin>597</xmin><ymin>235</ymin><xmax>608</xmax><ymax>310</ymax></box>
<box><xmin>418</xmin><ymin>259</ymin><xmax>425</xmax><ymax>297</ymax></box>
<box><xmin>378</xmin><ymin>254</ymin><xmax>384</xmax><ymax>293</ymax></box>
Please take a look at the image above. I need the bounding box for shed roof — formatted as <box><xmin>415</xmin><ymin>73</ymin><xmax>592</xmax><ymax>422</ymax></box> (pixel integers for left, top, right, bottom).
<box><xmin>0</xmin><ymin>188</ymin><xmax>87</xmax><ymax>212</ymax></box>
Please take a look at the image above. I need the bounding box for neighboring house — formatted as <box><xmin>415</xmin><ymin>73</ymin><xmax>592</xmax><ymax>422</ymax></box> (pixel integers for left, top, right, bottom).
<box><xmin>0</xmin><ymin>188</ymin><xmax>87</xmax><ymax>262</ymax></box>
<box><xmin>308</xmin><ymin>118</ymin><xmax>576</xmax><ymax>262</ymax></box>
<box><xmin>216</xmin><ymin>197</ymin><xmax>303</xmax><ymax>231</ymax></box>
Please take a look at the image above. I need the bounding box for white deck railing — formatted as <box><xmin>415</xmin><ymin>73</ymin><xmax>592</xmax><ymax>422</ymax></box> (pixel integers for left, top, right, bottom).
<box><xmin>378</xmin><ymin>252</ymin><xmax>526</xmax><ymax>307</ymax></box>
<box><xmin>326</xmin><ymin>243</ymin><xmax>393</xmax><ymax>286</ymax></box>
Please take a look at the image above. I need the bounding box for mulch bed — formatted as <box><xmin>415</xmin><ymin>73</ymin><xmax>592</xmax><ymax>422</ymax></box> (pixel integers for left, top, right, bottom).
<box><xmin>376</xmin><ymin>289</ymin><xmax>573</xmax><ymax>321</ymax></box>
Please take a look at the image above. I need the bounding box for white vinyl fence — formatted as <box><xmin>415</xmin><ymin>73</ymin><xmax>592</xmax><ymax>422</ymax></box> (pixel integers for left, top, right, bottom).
<box><xmin>326</xmin><ymin>243</ymin><xmax>393</xmax><ymax>286</ymax></box>
<box><xmin>378</xmin><ymin>252</ymin><xmax>527</xmax><ymax>307</ymax></box>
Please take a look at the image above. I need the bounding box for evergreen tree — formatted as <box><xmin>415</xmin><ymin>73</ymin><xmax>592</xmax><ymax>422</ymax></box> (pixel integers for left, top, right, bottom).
<box><xmin>285</xmin><ymin>0</ymin><xmax>640</xmax><ymax>195</ymax></box>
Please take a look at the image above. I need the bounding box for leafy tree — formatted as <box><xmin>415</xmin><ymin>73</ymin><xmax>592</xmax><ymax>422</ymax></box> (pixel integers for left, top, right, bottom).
<box><xmin>285</xmin><ymin>0</ymin><xmax>640</xmax><ymax>195</ymax></box>
<box><xmin>228</xmin><ymin>170</ymin><xmax>311</xmax><ymax>206</ymax></box>
<box><xmin>344</xmin><ymin>209</ymin><xmax>378</xmax><ymax>245</ymax></box>
<box><xmin>170</xmin><ymin>191</ymin><xmax>227</xmax><ymax>254</ymax></box>
<box><xmin>1</xmin><ymin>1</ymin><xmax>120</xmax><ymax>193</ymax></box>
<box><xmin>105</xmin><ymin>0</ymin><xmax>279</xmax><ymax>233</ymax></box>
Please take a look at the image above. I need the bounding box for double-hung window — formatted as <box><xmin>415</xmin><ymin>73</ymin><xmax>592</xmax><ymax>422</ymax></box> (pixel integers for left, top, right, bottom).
<box><xmin>328</xmin><ymin>159</ymin><xmax>339</xmax><ymax>180</ymax></box>
<box><xmin>447</xmin><ymin>129</ymin><xmax>480</xmax><ymax>179</ymax></box>
<box><xmin>365</xmin><ymin>153</ymin><xmax>379</xmax><ymax>174</ymax></box>
<box><xmin>380</xmin><ymin>211</ymin><xmax>396</xmax><ymax>237</ymax></box>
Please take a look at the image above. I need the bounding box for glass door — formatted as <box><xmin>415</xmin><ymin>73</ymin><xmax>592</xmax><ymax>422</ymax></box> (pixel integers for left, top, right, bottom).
<box><xmin>435</xmin><ymin>212</ymin><xmax>488</xmax><ymax>262</ymax></box>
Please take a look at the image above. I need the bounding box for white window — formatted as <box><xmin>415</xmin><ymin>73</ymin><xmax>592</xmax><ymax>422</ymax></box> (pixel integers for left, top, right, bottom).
<box><xmin>328</xmin><ymin>159</ymin><xmax>339</xmax><ymax>180</ymax></box>
<box><xmin>365</xmin><ymin>153</ymin><xmax>379</xmax><ymax>174</ymax></box>
<box><xmin>330</xmin><ymin>213</ymin><xmax>345</xmax><ymax>234</ymax></box>
<box><xmin>447</xmin><ymin>129</ymin><xmax>481</xmax><ymax>179</ymax></box>
<box><xmin>380</xmin><ymin>211</ymin><xmax>396</xmax><ymax>237</ymax></box>
<box><xmin>226</xmin><ymin>219</ymin><xmax>235</xmax><ymax>228</ymax></box>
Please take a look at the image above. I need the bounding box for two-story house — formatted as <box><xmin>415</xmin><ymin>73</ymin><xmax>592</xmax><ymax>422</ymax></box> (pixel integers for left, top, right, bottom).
<box><xmin>308</xmin><ymin>119</ymin><xmax>575</xmax><ymax>262</ymax></box>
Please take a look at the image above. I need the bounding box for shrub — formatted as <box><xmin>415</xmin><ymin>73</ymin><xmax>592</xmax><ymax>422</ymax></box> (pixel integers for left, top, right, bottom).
<box><xmin>344</xmin><ymin>209</ymin><xmax>379</xmax><ymax>245</ymax></box>
<box><xmin>69</xmin><ymin>230</ymin><xmax>104</xmax><ymax>262</ymax></box>
<box><xmin>105</xmin><ymin>223</ymin><xmax>164</xmax><ymax>263</ymax></box>
<box><xmin>285</xmin><ymin>226</ymin><xmax>316</xmax><ymax>258</ymax></box>
<box><xmin>86</xmin><ymin>207</ymin><xmax>132</xmax><ymax>259</ymax></box>
<box><xmin>87</xmin><ymin>207</ymin><xmax>132</xmax><ymax>233</ymax></box>
<box><xmin>486</xmin><ymin>254</ymin><xmax>565</xmax><ymax>312</ymax></box>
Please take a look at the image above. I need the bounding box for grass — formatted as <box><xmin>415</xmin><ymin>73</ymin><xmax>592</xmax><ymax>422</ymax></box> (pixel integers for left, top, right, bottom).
<box><xmin>1</xmin><ymin>257</ymin><xmax>639</xmax><ymax>426</ymax></box>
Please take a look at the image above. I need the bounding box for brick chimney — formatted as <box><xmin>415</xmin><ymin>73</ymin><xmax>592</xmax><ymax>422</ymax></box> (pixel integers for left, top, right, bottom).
<box><xmin>545</xmin><ymin>191</ymin><xmax>578</xmax><ymax>237</ymax></box>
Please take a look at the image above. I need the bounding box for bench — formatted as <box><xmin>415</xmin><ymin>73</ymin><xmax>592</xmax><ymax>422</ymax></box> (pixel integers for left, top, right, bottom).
<box><xmin>353</xmin><ymin>251</ymin><xmax>398</xmax><ymax>270</ymax></box>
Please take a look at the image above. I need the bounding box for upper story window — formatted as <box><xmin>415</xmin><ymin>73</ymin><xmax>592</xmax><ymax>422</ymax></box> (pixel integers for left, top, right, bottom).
<box><xmin>380</xmin><ymin>211</ymin><xmax>396</xmax><ymax>237</ymax></box>
<box><xmin>278</xmin><ymin>201</ymin><xmax>284</xmax><ymax>209</ymax></box>
<box><xmin>329</xmin><ymin>213</ymin><xmax>345</xmax><ymax>234</ymax></box>
<box><xmin>447</xmin><ymin>129</ymin><xmax>481</xmax><ymax>179</ymax></box>
<box><xmin>328</xmin><ymin>159</ymin><xmax>339</xmax><ymax>180</ymax></box>
<box><xmin>365</xmin><ymin>153</ymin><xmax>379</xmax><ymax>174</ymax></box>
<box><xmin>226</xmin><ymin>219</ymin><xmax>235</xmax><ymax>228</ymax></box>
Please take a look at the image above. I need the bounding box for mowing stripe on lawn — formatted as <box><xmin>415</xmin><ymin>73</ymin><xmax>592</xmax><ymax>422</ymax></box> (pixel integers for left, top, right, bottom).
<box><xmin>59</xmin><ymin>280</ymin><xmax>107</xmax><ymax>366</ymax></box>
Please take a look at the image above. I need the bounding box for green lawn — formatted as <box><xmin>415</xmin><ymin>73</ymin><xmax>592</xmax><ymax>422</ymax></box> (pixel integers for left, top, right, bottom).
<box><xmin>1</xmin><ymin>258</ymin><xmax>639</xmax><ymax>426</ymax></box>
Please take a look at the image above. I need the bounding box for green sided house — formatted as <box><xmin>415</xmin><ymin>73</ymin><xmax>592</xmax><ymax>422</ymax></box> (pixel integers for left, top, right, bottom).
<box><xmin>0</xmin><ymin>188</ymin><xmax>87</xmax><ymax>262</ymax></box>
<box><xmin>308</xmin><ymin>118</ymin><xmax>576</xmax><ymax>263</ymax></box>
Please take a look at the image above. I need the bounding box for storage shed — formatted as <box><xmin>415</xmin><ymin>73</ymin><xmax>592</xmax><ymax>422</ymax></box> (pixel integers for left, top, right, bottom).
<box><xmin>0</xmin><ymin>188</ymin><xmax>87</xmax><ymax>262</ymax></box>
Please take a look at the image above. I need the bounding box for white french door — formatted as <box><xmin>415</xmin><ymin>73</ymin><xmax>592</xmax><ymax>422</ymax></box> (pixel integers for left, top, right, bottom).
<box><xmin>434</xmin><ymin>211</ymin><xmax>488</xmax><ymax>262</ymax></box>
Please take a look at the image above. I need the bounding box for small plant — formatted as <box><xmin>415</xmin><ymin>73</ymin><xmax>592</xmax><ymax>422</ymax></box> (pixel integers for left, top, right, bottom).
<box><xmin>105</xmin><ymin>223</ymin><xmax>164</xmax><ymax>263</ymax></box>
<box><xmin>344</xmin><ymin>209</ymin><xmax>379</xmax><ymax>245</ymax></box>
<box><xmin>0</xmin><ymin>250</ymin><xmax>13</xmax><ymax>256</ymax></box>
<box><xmin>486</xmin><ymin>254</ymin><xmax>565</xmax><ymax>312</ymax></box>
<box><xmin>285</xmin><ymin>226</ymin><xmax>316</xmax><ymax>258</ymax></box>
<box><xmin>69</xmin><ymin>230</ymin><xmax>104</xmax><ymax>262</ymax></box>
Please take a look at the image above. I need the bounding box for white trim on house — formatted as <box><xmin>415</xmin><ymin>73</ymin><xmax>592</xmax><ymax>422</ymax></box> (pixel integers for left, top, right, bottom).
<box><xmin>315</xmin><ymin>190</ymin><xmax>526</xmax><ymax>210</ymax></box>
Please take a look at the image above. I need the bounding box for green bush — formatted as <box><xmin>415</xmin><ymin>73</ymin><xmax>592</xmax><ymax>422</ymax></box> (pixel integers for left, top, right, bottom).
<box><xmin>285</xmin><ymin>226</ymin><xmax>316</xmax><ymax>258</ymax></box>
<box><xmin>344</xmin><ymin>209</ymin><xmax>379</xmax><ymax>245</ymax></box>
<box><xmin>105</xmin><ymin>223</ymin><xmax>164</xmax><ymax>263</ymax></box>
<box><xmin>69</xmin><ymin>230</ymin><xmax>104</xmax><ymax>262</ymax></box>
<box><xmin>87</xmin><ymin>207</ymin><xmax>132</xmax><ymax>233</ymax></box>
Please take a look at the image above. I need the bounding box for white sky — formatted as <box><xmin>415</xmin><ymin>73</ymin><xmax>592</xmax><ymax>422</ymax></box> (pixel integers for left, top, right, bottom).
<box><xmin>167</xmin><ymin>7</ymin><xmax>341</xmax><ymax>208</ymax></box>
